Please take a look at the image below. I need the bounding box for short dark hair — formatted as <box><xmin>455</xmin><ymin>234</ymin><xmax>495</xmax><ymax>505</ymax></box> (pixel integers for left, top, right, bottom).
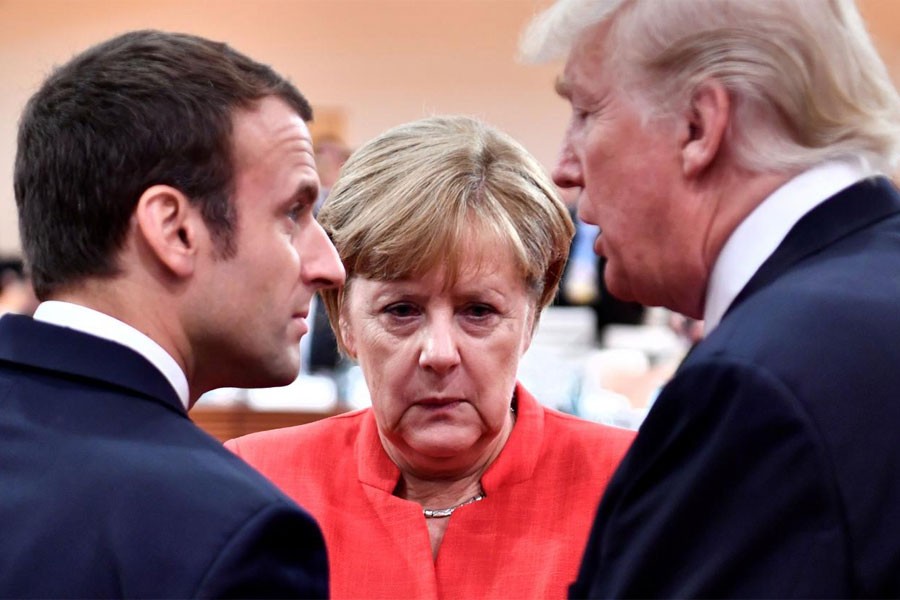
<box><xmin>14</xmin><ymin>30</ymin><xmax>312</xmax><ymax>299</ymax></box>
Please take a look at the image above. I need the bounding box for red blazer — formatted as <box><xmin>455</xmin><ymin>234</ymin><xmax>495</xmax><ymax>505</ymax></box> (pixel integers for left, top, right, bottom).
<box><xmin>227</xmin><ymin>383</ymin><xmax>634</xmax><ymax>599</ymax></box>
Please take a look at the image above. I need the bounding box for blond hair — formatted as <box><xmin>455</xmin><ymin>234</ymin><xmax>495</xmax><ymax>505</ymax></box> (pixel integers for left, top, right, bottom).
<box><xmin>317</xmin><ymin>116</ymin><xmax>574</xmax><ymax>352</ymax></box>
<box><xmin>520</xmin><ymin>0</ymin><xmax>900</xmax><ymax>174</ymax></box>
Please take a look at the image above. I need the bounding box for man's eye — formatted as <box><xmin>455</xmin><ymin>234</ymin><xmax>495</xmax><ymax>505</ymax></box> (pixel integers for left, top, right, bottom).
<box><xmin>288</xmin><ymin>203</ymin><xmax>307</xmax><ymax>222</ymax></box>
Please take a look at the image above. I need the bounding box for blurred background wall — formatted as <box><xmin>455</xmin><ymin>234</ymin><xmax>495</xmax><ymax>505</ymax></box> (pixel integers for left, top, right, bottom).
<box><xmin>2</xmin><ymin>0</ymin><xmax>899</xmax><ymax>255</ymax></box>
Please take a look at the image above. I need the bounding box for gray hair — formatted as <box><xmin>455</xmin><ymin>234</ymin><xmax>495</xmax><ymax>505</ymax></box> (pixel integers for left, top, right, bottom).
<box><xmin>317</xmin><ymin>115</ymin><xmax>574</xmax><ymax>353</ymax></box>
<box><xmin>521</xmin><ymin>0</ymin><xmax>900</xmax><ymax>174</ymax></box>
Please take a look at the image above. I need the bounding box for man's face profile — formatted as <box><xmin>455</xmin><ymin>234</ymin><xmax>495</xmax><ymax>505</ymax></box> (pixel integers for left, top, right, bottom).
<box><xmin>190</xmin><ymin>96</ymin><xmax>344</xmax><ymax>390</ymax></box>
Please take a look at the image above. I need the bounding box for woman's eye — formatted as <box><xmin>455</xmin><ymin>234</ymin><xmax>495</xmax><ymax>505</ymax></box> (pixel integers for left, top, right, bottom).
<box><xmin>464</xmin><ymin>304</ymin><xmax>497</xmax><ymax>319</ymax></box>
<box><xmin>384</xmin><ymin>303</ymin><xmax>419</xmax><ymax>318</ymax></box>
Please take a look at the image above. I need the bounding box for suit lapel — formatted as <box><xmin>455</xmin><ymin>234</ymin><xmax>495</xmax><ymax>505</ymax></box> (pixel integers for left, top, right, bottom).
<box><xmin>0</xmin><ymin>314</ymin><xmax>186</xmax><ymax>415</ymax></box>
<box><xmin>726</xmin><ymin>176</ymin><xmax>900</xmax><ymax>318</ymax></box>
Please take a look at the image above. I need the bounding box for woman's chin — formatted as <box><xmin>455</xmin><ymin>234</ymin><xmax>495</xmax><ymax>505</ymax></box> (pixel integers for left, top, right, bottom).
<box><xmin>404</xmin><ymin>425</ymin><xmax>483</xmax><ymax>462</ymax></box>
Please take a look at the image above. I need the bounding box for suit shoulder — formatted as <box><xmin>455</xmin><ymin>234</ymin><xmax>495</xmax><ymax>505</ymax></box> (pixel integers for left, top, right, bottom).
<box><xmin>193</xmin><ymin>496</ymin><xmax>328</xmax><ymax>599</ymax></box>
<box><xmin>0</xmin><ymin>407</ymin><xmax>323</xmax><ymax>596</ymax></box>
<box><xmin>125</xmin><ymin>417</ymin><xmax>299</xmax><ymax>509</ymax></box>
<box><xmin>712</xmin><ymin>237</ymin><xmax>900</xmax><ymax>357</ymax></box>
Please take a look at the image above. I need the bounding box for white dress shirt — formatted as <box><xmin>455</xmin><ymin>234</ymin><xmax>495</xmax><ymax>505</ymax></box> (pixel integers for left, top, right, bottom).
<box><xmin>703</xmin><ymin>158</ymin><xmax>874</xmax><ymax>334</ymax></box>
<box><xmin>33</xmin><ymin>301</ymin><xmax>190</xmax><ymax>409</ymax></box>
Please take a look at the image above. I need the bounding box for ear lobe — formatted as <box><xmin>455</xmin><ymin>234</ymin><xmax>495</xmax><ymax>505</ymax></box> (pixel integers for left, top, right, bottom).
<box><xmin>135</xmin><ymin>185</ymin><xmax>201</xmax><ymax>278</ymax></box>
<box><xmin>682</xmin><ymin>80</ymin><xmax>730</xmax><ymax>178</ymax></box>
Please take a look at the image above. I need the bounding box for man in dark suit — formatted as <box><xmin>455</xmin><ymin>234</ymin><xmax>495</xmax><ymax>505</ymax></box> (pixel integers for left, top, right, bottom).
<box><xmin>0</xmin><ymin>30</ymin><xmax>344</xmax><ymax>597</ymax></box>
<box><xmin>521</xmin><ymin>0</ymin><xmax>900</xmax><ymax>596</ymax></box>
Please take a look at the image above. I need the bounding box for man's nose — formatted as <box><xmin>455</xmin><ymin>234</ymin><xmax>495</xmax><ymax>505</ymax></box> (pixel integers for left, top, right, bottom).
<box><xmin>301</xmin><ymin>220</ymin><xmax>346</xmax><ymax>290</ymax></box>
<box><xmin>552</xmin><ymin>139</ymin><xmax>583</xmax><ymax>190</ymax></box>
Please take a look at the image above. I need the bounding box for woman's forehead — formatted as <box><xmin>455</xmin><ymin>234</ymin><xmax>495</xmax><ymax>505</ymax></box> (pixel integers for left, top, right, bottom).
<box><xmin>414</xmin><ymin>227</ymin><xmax>519</xmax><ymax>275</ymax></box>
<box><xmin>355</xmin><ymin>228</ymin><xmax>524</xmax><ymax>284</ymax></box>
<box><xmin>347</xmin><ymin>250</ymin><xmax>531</xmax><ymax>305</ymax></box>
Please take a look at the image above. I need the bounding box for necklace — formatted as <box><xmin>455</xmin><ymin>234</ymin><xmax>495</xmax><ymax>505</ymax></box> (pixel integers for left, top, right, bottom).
<box><xmin>422</xmin><ymin>493</ymin><xmax>486</xmax><ymax>519</ymax></box>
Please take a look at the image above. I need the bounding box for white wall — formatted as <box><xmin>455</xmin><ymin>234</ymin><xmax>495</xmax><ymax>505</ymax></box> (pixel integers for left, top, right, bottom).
<box><xmin>2</xmin><ymin>0</ymin><xmax>899</xmax><ymax>255</ymax></box>
<box><xmin>0</xmin><ymin>0</ymin><xmax>569</xmax><ymax>254</ymax></box>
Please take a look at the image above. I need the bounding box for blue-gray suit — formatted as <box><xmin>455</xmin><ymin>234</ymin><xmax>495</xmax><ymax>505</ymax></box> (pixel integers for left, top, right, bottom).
<box><xmin>571</xmin><ymin>177</ymin><xmax>900</xmax><ymax>598</ymax></box>
<box><xmin>0</xmin><ymin>315</ymin><xmax>328</xmax><ymax>598</ymax></box>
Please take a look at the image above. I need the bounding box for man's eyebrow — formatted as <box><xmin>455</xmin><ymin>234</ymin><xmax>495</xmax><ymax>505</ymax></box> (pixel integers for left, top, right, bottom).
<box><xmin>554</xmin><ymin>75</ymin><xmax>572</xmax><ymax>99</ymax></box>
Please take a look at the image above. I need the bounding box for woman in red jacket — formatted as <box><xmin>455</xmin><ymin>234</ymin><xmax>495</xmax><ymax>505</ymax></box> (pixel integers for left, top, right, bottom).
<box><xmin>226</xmin><ymin>116</ymin><xmax>634</xmax><ymax>599</ymax></box>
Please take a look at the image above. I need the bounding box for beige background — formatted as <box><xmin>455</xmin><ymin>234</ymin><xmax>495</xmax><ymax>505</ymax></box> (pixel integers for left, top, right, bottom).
<box><xmin>2</xmin><ymin>0</ymin><xmax>899</xmax><ymax>255</ymax></box>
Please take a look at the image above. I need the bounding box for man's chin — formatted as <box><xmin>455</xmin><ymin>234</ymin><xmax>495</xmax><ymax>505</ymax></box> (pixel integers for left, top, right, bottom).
<box><xmin>604</xmin><ymin>273</ymin><xmax>635</xmax><ymax>304</ymax></box>
<box><xmin>241</xmin><ymin>358</ymin><xmax>301</xmax><ymax>390</ymax></box>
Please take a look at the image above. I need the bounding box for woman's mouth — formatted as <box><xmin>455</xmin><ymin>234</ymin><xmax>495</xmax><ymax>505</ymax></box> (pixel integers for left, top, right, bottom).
<box><xmin>417</xmin><ymin>398</ymin><xmax>464</xmax><ymax>410</ymax></box>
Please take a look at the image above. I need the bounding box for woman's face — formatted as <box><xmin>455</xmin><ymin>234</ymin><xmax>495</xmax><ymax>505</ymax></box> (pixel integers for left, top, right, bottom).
<box><xmin>340</xmin><ymin>241</ymin><xmax>537</xmax><ymax>477</ymax></box>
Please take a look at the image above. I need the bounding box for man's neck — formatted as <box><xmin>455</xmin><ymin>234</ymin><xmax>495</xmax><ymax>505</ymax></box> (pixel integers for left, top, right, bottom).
<box><xmin>34</xmin><ymin>297</ymin><xmax>192</xmax><ymax>409</ymax></box>
<box><xmin>681</xmin><ymin>169</ymin><xmax>798</xmax><ymax>319</ymax></box>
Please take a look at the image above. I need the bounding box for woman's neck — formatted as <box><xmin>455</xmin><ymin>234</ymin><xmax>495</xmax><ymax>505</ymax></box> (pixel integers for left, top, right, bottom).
<box><xmin>395</xmin><ymin>471</ymin><xmax>484</xmax><ymax>510</ymax></box>
<box><xmin>388</xmin><ymin>407</ymin><xmax>515</xmax><ymax>507</ymax></box>
<box><xmin>395</xmin><ymin>468</ymin><xmax>487</xmax><ymax>562</ymax></box>
<box><xmin>390</xmin><ymin>408</ymin><xmax>516</xmax><ymax>560</ymax></box>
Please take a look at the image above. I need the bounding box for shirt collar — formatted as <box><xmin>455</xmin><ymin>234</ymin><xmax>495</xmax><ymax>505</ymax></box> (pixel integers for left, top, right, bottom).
<box><xmin>33</xmin><ymin>301</ymin><xmax>190</xmax><ymax>409</ymax></box>
<box><xmin>704</xmin><ymin>158</ymin><xmax>873</xmax><ymax>334</ymax></box>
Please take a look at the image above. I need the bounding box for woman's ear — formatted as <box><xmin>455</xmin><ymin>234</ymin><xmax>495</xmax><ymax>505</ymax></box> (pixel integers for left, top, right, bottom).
<box><xmin>339</xmin><ymin>313</ymin><xmax>357</xmax><ymax>360</ymax></box>
<box><xmin>681</xmin><ymin>79</ymin><xmax>730</xmax><ymax>178</ymax></box>
<box><xmin>134</xmin><ymin>185</ymin><xmax>201</xmax><ymax>278</ymax></box>
<box><xmin>520</xmin><ymin>302</ymin><xmax>540</xmax><ymax>356</ymax></box>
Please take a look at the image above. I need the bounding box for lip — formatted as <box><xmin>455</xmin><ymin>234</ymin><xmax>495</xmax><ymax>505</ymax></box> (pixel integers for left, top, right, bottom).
<box><xmin>593</xmin><ymin>230</ymin><xmax>606</xmax><ymax>257</ymax></box>
<box><xmin>291</xmin><ymin>311</ymin><xmax>310</xmax><ymax>337</ymax></box>
<box><xmin>292</xmin><ymin>303</ymin><xmax>310</xmax><ymax>319</ymax></box>
<box><xmin>416</xmin><ymin>397</ymin><xmax>465</xmax><ymax>410</ymax></box>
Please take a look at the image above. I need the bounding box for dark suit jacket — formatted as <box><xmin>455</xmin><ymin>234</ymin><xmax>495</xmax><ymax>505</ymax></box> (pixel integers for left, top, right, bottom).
<box><xmin>571</xmin><ymin>177</ymin><xmax>900</xmax><ymax>598</ymax></box>
<box><xmin>0</xmin><ymin>315</ymin><xmax>329</xmax><ymax>598</ymax></box>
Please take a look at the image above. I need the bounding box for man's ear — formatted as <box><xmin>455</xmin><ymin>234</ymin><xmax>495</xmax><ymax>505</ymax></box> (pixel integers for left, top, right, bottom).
<box><xmin>681</xmin><ymin>79</ymin><xmax>730</xmax><ymax>178</ymax></box>
<box><xmin>134</xmin><ymin>185</ymin><xmax>202</xmax><ymax>278</ymax></box>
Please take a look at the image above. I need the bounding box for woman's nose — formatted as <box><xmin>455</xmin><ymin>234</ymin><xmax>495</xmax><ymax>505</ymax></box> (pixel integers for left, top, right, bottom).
<box><xmin>418</xmin><ymin>317</ymin><xmax>461</xmax><ymax>374</ymax></box>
